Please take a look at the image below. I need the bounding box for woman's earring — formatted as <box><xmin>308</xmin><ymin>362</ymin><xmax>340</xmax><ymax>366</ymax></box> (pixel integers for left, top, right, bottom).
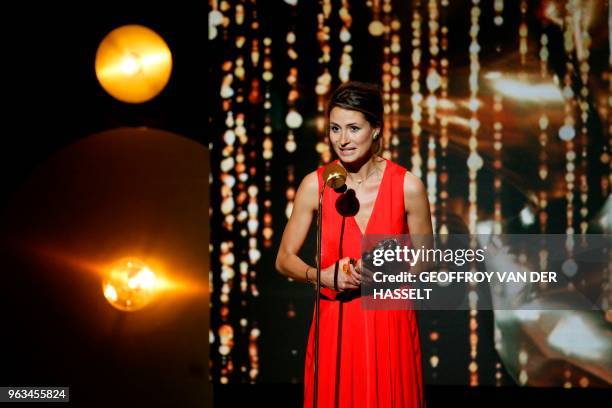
<box><xmin>373</xmin><ymin>131</ymin><xmax>379</xmax><ymax>140</ymax></box>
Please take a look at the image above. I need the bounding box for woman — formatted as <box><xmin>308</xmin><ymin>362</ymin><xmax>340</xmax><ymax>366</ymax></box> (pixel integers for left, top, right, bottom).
<box><xmin>276</xmin><ymin>81</ymin><xmax>432</xmax><ymax>407</ymax></box>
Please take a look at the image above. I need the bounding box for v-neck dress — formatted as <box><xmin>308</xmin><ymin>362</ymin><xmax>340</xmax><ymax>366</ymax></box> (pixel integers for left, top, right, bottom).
<box><xmin>303</xmin><ymin>158</ymin><xmax>424</xmax><ymax>408</ymax></box>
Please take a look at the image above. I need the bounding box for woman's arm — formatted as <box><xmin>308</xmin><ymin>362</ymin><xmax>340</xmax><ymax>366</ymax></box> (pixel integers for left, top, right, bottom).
<box><xmin>275</xmin><ymin>171</ymin><xmax>360</xmax><ymax>290</ymax></box>
<box><xmin>275</xmin><ymin>171</ymin><xmax>318</xmax><ymax>283</ymax></box>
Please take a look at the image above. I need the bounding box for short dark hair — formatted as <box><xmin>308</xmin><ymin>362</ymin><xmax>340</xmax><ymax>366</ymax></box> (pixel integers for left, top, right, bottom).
<box><xmin>326</xmin><ymin>81</ymin><xmax>384</xmax><ymax>154</ymax></box>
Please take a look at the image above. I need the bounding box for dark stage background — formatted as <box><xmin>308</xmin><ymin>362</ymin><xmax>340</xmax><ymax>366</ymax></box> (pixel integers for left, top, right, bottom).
<box><xmin>1</xmin><ymin>2</ymin><xmax>211</xmax><ymax>407</ymax></box>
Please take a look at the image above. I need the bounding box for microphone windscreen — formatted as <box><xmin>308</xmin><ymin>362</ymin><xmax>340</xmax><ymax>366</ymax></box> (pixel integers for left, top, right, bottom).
<box><xmin>322</xmin><ymin>163</ymin><xmax>347</xmax><ymax>189</ymax></box>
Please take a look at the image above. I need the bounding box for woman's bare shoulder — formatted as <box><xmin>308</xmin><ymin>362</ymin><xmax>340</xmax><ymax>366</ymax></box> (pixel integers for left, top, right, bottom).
<box><xmin>295</xmin><ymin>170</ymin><xmax>320</xmax><ymax>211</ymax></box>
<box><xmin>299</xmin><ymin>170</ymin><xmax>319</xmax><ymax>194</ymax></box>
<box><xmin>302</xmin><ymin>170</ymin><xmax>319</xmax><ymax>188</ymax></box>
<box><xmin>403</xmin><ymin>170</ymin><xmax>426</xmax><ymax>196</ymax></box>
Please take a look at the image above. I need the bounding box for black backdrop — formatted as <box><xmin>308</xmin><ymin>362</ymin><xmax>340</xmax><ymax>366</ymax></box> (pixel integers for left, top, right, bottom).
<box><xmin>1</xmin><ymin>2</ymin><xmax>210</xmax><ymax>406</ymax></box>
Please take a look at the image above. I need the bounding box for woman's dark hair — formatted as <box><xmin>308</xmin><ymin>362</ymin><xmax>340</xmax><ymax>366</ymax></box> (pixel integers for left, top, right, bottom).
<box><xmin>326</xmin><ymin>81</ymin><xmax>384</xmax><ymax>153</ymax></box>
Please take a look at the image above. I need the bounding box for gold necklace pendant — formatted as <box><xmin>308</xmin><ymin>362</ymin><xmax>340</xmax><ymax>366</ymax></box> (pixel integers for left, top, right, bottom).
<box><xmin>349</xmin><ymin>164</ymin><xmax>377</xmax><ymax>190</ymax></box>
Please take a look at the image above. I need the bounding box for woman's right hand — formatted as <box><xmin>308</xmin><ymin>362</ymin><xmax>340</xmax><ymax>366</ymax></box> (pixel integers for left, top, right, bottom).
<box><xmin>320</xmin><ymin>257</ymin><xmax>362</xmax><ymax>291</ymax></box>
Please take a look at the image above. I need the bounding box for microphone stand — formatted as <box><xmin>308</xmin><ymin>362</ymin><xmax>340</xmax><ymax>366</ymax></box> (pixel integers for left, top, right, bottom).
<box><xmin>312</xmin><ymin>162</ymin><xmax>345</xmax><ymax>408</ymax></box>
<box><xmin>313</xmin><ymin>181</ymin><xmax>326</xmax><ymax>408</ymax></box>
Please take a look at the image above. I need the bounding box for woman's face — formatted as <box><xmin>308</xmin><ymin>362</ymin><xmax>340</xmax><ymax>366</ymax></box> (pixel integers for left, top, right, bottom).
<box><xmin>329</xmin><ymin>107</ymin><xmax>378</xmax><ymax>164</ymax></box>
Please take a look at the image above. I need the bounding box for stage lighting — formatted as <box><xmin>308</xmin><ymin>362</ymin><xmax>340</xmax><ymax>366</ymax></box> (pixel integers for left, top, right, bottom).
<box><xmin>368</xmin><ymin>20</ymin><xmax>384</xmax><ymax>36</ymax></box>
<box><xmin>487</xmin><ymin>75</ymin><xmax>563</xmax><ymax>103</ymax></box>
<box><xmin>519</xmin><ymin>205</ymin><xmax>535</xmax><ymax>226</ymax></box>
<box><xmin>103</xmin><ymin>258</ymin><xmax>159</xmax><ymax>311</ymax></box>
<box><xmin>95</xmin><ymin>25</ymin><xmax>172</xmax><ymax>103</ymax></box>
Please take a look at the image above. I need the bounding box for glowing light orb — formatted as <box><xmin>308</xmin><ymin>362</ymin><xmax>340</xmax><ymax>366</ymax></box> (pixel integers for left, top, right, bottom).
<box><xmin>95</xmin><ymin>25</ymin><xmax>173</xmax><ymax>103</ymax></box>
<box><xmin>558</xmin><ymin>124</ymin><xmax>576</xmax><ymax>141</ymax></box>
<box><xmin>520</xmin><ymin>206</ymin><xmax>535</xmax><ymax>226</ymax></box>
<box><xmin>368</xmin><ymin>20</ymin><xmax>384</xmax><ymax>36</ymax></box>
<box><xmin>103</xmin><ymin>258</ymin><xmax>159</xmax><ymax>311</ymax></box>
<box><xmin>209</xmin><ymin>10</ymin><xmax>223</xmax><ymax>26</ymax></box>
<box><xmin>285</xmin><ymin>110</ymin><xmax>303</xmax><ymax>129</ymax></box>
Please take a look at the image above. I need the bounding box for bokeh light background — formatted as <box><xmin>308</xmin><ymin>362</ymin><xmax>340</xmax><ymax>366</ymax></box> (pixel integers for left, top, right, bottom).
<box><xmin>208</xmin><ymin>0</ymin><xmax>611</xmax><ymax>387</ymax></box>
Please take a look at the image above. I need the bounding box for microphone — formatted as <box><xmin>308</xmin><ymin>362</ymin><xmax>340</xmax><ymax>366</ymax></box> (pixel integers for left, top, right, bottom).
<box><xmin>313</xmin><ymin>161</ymin><xmax>347</xmax><ymax>406</ymax></box>
<box><xmin>322</xmin><ymin>163</ymin><xmax>347</xmax><ymax>190</ymax></box>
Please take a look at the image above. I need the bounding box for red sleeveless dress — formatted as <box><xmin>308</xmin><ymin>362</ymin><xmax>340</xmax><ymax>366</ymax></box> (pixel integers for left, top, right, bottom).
<box><xmin>303</xmin><ymin>158</ymin><xmax>424</xmax><ymax>408</ymax></box>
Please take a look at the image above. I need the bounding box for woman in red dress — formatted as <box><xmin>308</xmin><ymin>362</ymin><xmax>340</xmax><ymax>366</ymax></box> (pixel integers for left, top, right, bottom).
<box><xmin>276</xmin><ymin>81</ymin><xmax>432</xmax><ymax>407</ymax></box>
